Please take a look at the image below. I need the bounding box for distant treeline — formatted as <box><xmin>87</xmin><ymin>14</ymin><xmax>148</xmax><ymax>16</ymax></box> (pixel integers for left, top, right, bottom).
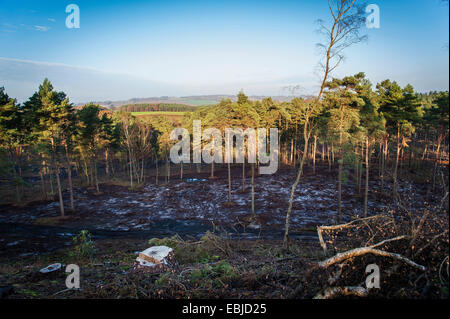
<box><xmin>120</xmin><ymin>103</ymin><xmax>196</xmax><ymax>113</ymax></box>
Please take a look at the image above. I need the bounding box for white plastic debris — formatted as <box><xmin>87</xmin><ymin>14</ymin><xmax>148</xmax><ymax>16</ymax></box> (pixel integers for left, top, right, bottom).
<box><xmin>247</xmin><ymin>221</ymin><xmax>261</xmax><ymax>230</ymax></box>
<box><xmin>136</xmin><ymin>246</ymin><xmax>173</xmax><ymax>267</ymax></box>
<box><xmin>39</xmin><ymin>263</ymin><xmax>62</xmax><ymax>274</ymax></box>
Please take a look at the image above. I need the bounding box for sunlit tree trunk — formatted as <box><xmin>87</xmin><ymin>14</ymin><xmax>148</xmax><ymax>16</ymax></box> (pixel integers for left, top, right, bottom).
<box><xmin>227</xmin><ymin>162</ymin><xmax>232</xmax><ymax>204</ymax></box>
<box><xmin>128</xmin><ymin>148</ymin><xmax>133</xmax><ymax>188</ymax></box>
<box><xmin>313</xmin><ymin>135</ymin><xmax>317</xmax><ymax>174</ymax></box>
<box><xmin>337</xmin><ymin>136</ymin><xmax>343</xmax><ymax>224</ymax></box>
<box><xmin>210</xmin><ymin>161</ymin><xmax>214</xmax><ymax>178</ymax></box>
<box><xmin>51</xmin><ymin>138</ymin><xmax>64</xmax><ymax>217</ymax></box>
<box><xmin>242</xmin><ymin>162</ymin><xmax>245</xmax><ymax>192</ymax></box>
<box><xmin>364</xmin><ymin>136</ymin><xmax>370</xmax><ymax>218</ymax></box>
<box><xmin>155</xmin><ymin>155</ymin><xmax>159</xmax><ymax>185</ymax></box>
<box><xmin>393</xmin><ymin>124</ymin><xmax>401</xmax><ymax>197</ymax></box>
<box><xmin>284</xmin><ymin>121</ymin><xmax>310</xmax><ymax>247</ymax></box>
<box><xmin>105</xmin><ymin>149</ymin><xmax>109</xmax><ymax>177</ymax></box>
<box><xmin>180</xmin><ymin>162</ymin><xmax>183</xmax><ymax>180</ymax></box>
<box><xmin>166</xmin><ymin>154</ymin><xmax>170</xmax><ymax>183</ymax></box>
<box><xmin>94</xmin><ymin>157</ymin><xmax>99</xmax><ymax>193</ymax></box>
<box><xmin>251</xmin><ymin>163</ymin><xmax>255</xmax><ymax>216</ymax></box>
<box><xmin>40</xmin><ymin>161</ymin><xmax>47</xmax><ymax>200</ymax></box>
<box><xmin>64</xmin><ymin>144</ymin><xmax>74</xmax><ymax>210</ymax></box>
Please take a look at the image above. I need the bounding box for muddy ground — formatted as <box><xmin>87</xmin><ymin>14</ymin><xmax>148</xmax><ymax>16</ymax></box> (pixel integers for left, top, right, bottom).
<box><xmin>0</xmin><ymin>164</ymin><xmax>444</xmax><ymax>299</ymax></box>
<box><xmin>0</xmin><ymin>165</ymin><xmax>432</xmax><ymax>256</ymax></box>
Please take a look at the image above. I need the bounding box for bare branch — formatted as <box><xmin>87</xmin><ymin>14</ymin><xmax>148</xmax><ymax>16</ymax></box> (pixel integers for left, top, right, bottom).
<box><xmin>314</xmin><ymin>286</ymin><xmax>368</xmax><ymax>299</ymax></box>
<box><xmin>318</xmin><ymin>247</ymin><xmax>426</xmax><ymax>271</ymax></box>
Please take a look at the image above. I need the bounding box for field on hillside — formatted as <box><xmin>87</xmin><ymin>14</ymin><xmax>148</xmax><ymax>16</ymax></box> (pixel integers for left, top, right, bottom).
<box><xmin>131</xmin><ymin>111</ymin><xmax>188</xmax><ymax>125</ymax></box>
<box><xmin>131</xmin><ymin>111</ymin><xmax>188</xmax><ymax>116</ymax></box>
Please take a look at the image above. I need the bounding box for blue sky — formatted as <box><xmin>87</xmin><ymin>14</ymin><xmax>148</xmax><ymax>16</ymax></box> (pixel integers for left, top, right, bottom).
<box><xmin>0</xmin><ymin>0</ymin><xmax>448</xmax><ymax>103</ymax></box>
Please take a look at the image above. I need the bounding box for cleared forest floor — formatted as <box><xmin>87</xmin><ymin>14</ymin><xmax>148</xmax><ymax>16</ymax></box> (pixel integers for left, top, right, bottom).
<box><xmin>0</xmin><ymin>164</ymin><xmax>447</xmax><ymax>299</ymax></box>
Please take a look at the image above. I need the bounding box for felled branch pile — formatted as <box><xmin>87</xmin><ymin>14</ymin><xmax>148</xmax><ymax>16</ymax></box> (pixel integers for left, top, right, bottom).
<box><xmin>309</xmin><ymin>211</ymin><xmax>449</xmax><ymax>299</ymax></box>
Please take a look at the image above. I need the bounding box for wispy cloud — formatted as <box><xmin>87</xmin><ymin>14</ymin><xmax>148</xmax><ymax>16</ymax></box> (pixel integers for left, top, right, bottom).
<box><xmin>33</xmin><ymin>25</ymin><xmax>50</xmax><ymax>32</ymax></box>
<box><xmin>0</xmin><ymin>57</ymin><xmax>183</xmax><ymax>103</ymax></box>
<box><xmin>48</xmin><ymin>18</ymin><xmax>56</xmax><ymax>23</ymax></box>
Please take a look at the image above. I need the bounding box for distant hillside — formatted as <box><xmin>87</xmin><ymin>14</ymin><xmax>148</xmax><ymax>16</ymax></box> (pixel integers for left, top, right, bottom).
<box><xmin>120</xmin><ymin>103</ymin><xmax>196</xmax><ymax>113</ymax></box>
<box><xmin>78</xmin><ymin>94</ymin><xmax>314</xmax><ymax>109</ymax></box>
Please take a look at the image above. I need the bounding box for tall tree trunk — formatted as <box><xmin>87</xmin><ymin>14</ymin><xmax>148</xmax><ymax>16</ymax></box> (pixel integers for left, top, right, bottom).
<box><xmin>393</xmin><ymin>125</ymin><xmax>401</xmax><ymax>198</ymax></box>
<box><xmin>94</xmin><ymin>158</ymin><xmax>99</xmax><ymax>193</ymax></box>
<box><xmin>327</xmin><ymin>144</ymin><xmax>332</xmax><ymax>171</ymax></box>
<box><xmin>180</xmin><ymin>163</ymin><xmax>183</xmax><ymax>180</ymax></box>
<box><xmin>105</xmin><ymin>149</ymin><xmax>109</xmax><ymax>177</ymax></box>
<box><xmin>227</xmin><ymin>162</ymin><xmax>232</xmax><ymax>204</ymax></box>
<box><xmin>166</xmin><ymin>154</ymin><xmax>170</xmax><ymax>183</ymax></box>
<box><xmin>40</xmin><ymin>165</ymin><xmax>47</xmax><ymax>200</ymax></box>
<box><xmin>322</xmin><ymin>143</ymin><xmax>325</xmax><ymax>162</ymax></box>
<box><xmin>364</xmin><ymin>136</ymin><xmax>370</xmax><ymax>218</ymax></box>
<box><xmin>284</xmin><ymin>121</ymin><xmax>310</xmax><ymax>248</ymax></box>
<box><xmin>381</xmin><ymin>138</ymin><xmax>387</xmax><ymax>192</ymax></box>
<box><xmin>141</xmin><ymin>158</ymin><xmax>145</xmax><ymax>183</ymax></box>
<box><xmin>422</xmin><ymin>132</ymin><xmax>428</xmax><ymax>160</ymax></box>
<box><xmin>54</xmin><ymin>164</ymin><xmax>65</xmax><ymax>217</ymax></box>
<box><xmin>355</xmin><ymin>145</ymin><xmax>359</xmax><ymax>190</ymax></box>
<box><xmin>242</xmin><ymin>162</ymin><xmax>245</xmax><ymax>192</ymax></box>
<box><xmin>49</xmin><ymin>168</ymin><xmax>54</xmax><ymax>195</ymax></box>
<box><xmin>51</xmin><ymin>140</ymin><xmax>65</xmax><ymax>217</ymax></box>
<box><xmin>289</xmin><ymin>138</ymin><xmax>294</xmax><ymax>165</ymax></box>
<box><xmin>338</xmin><ymin>159</ymin><xmax>342</xmax><ymax>224</ymax></box>
<box><xmin>313</xmin><ymin>135</ymin><xmax>317</xmax><ymax>174</ymax></box>
<box><xmin>128</xmin><ymin>147</ymin><xmax>133</xmax><ymax>188</ymax></box>
<box><xmin>251</xmin><ymin>163</ymin><xmax>255</xmax><ymax>216</ymax></box>
<box><xmin>358</xmin><ymin>143</ymin><xmax>363</xmax><ymax>195</ymax></box>
<box><xmin>65</xmin><ymin>144</ymin><xmax>74</xmax><ymax>210</ymax></box>
<box><xmin>155</xmin><ymin>156</ymin><xmax>159</xmax><ymax>185</ymax></box>
<box><xmin>12</xmin><ymin>164</ymin><xmax>21</xmax><ymax>204</ymax></box>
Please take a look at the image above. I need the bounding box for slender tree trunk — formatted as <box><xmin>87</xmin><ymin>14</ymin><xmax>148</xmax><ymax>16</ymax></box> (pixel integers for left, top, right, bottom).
<box><xmin>422</xmin><ymin>132</ymin><xmax>428</xmax><ymax>160</ymax></box>
<box><xmin>54</xmin><ymin>165</ymin><xmax>64</xmax><ymax>217</ymax></box>
<box><xmin>141</xmin><ymin>158</ymin><xmax>145</xmax><ymax>183</ymax></box>
<box><xmin>393</xmin><ymin>125</ymin><xmax>401</xmax><ymax>198</ymax></box>
<box><xmin>251</xmin><ymin>163</ymin><xmax>255</xmax><ymax>216</ymax></box>
<box><xmin>227</xmin><ymin>162</ymin><xmax>232</xmax><ymax>204</ymax></box>
<box><xmin>105</xmin><ymin>149</ymin><xmax>109</xmax><ymax>177</ymax></box>
<box><xmin>12</xmin><ymin>164</ymin><xmax>21</xmax><ymax>204</ymax></box>
<box><xmin>322</xmin><ymin>143</ymin><xmax>325</xmax><ymax>162</ymax></box>
<box><xmin>65</xmin><ymin>144</ymin><xmax>74</xmax><ymax>210</ymax></box>
<box><xmin>155</xmin><ymin>156</ymin><xmax>159</xmax><ymax>185</ymax></box>
<box><xmin>166</xmin><ymin>155</ymin><xmax>169</xmax><ymax>183</ymax></box>
<box><xmin>355</xmin><ymin>146</ymin><xmax>359</xmax><ymax>190</ymax></box>
<box><xmin>40</xmin><ymin>166</ymin><xmax>47</xmax><ymax>200</ymax></box>
<box><xmin>180</xmin><ymin>163</ymin><xmax>183</xmax><ymax>180</ymax></box>
<box><xmin>94</xmin><ymin>158</ymin><xmax>99</xmax><ymax>193</ymax></box>
<box><xmin>51</xmin><ymin>140</ymin><xmax>64</xmax><ymax>217</ymax></box>
<box><xmin>313</xmin><ymin>135</ymin><xmax>317</xmax><ymax>174</ymax></box>
<box><xmin>364</xmin><ymin>136</ymin><xmax>370</xmax><ymax>218</ymax></box>
<box><xmin>337</xmin><ymin>107</ymin><xmax>345</xmax><ymax>224</ymax></box>
<box><xmin>284</xmin><ymin>121</ymin><xmax>310</xmax><ymax>248</ymax></box>
<box><xmin>128</xmin><ymin>147</ymin><xmax>133</xmax><ymax>188</ymax></box>
<box><xmin>242</xmin><ymin>162</ymin><xmax>245</xmax><ymax>192</ymax></box>
<box><xmin>358</xmin><ymin>143</ymin><xmax>363</xmax><ymax>195</ymax></box>
<box><xmin>381</xmin><ymin>138</ymin><xmax>387</xmax><ymax>192</ymax></box>
<box><xmin>331</xmin><ymin>143</ymin><xmax>335</xmax><ymax>164</ymax></box>
<box><xmin>327</xmin><ymin>144</ymin><xmax>332</xmax><ymax>171</ymax></box>
<box><xmin>49</xmin><ymin>168</ymin><xmax>54</xmax><ymax>195</ymax></box>
<box><xmin>289</xmin><ymin>138</ymin><xmax>294</xmax><ymax>165</ymax></box>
